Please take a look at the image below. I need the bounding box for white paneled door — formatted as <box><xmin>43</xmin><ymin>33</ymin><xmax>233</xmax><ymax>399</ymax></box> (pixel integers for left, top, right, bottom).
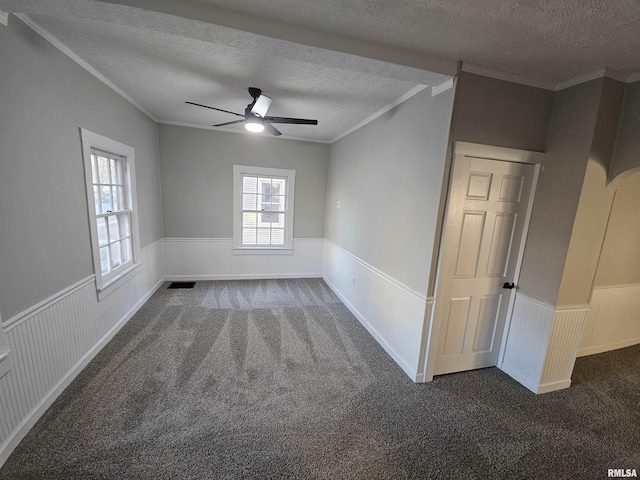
<box><xmin>434</xmin><ymin>156</ymin><xmax>535</xmax><ymax>375</ymax></box>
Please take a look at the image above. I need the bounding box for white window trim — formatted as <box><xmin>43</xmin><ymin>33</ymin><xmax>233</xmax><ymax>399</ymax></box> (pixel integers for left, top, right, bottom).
<box><xmin>233</xmin><ymin>165</ymin><xmax>295</xmax><ymax>254</ymax></box>
<box><xmin>80</xmin><ymin>128</ymin><xmax>141</xmax><ymax>300</ymax></box>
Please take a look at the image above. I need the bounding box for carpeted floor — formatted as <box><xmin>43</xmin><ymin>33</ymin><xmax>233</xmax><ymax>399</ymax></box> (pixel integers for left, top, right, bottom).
<box><xmin>1</xmin><ymin>279</ymin><xmax>639</xmax><ymax>479</ymax></box>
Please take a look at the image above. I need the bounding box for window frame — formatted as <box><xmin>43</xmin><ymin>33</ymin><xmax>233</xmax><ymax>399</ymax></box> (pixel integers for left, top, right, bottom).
<box><xmin>80</xmin><ymin>129</ymin><xmax>141</xmax><ymax>298</ymax></box>
<box><xmin>233</xmin><ymin>165</ymin><xmax>296</xmax><ymax>254</ymax></box>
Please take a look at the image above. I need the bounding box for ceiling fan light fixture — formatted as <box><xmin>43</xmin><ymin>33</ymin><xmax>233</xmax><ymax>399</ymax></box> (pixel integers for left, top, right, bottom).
<box><xmin>245</xmin><ymin>119</ymin><xmax>265</xmax><ymax>133</ymax></box>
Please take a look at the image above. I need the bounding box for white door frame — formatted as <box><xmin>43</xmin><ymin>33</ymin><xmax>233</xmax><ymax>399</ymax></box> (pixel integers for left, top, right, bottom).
<box><xmin>420</xmin><ymin>141</ymin><xmax>544</xmax><ymax>382</ymax></box>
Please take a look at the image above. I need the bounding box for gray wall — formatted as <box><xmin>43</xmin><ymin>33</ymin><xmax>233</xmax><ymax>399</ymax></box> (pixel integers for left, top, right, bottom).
<box><xmin>433</xmin><ymin>72</ymin><xmax>553</xmax><ymax>295</ymax></box>
<box><xmin>611</xmin><ymin>81</ymin><xmax>640</xmax><ymax>181</ymax></box>
<box><xmin>556</xmin><ymin>78</ymin><xmax>625</xmax><ymax>306</ymax></box>
<box><xmin>593</xmin><ymin>172</ymin><xmax>640</xmax><ymax>287</ymax></box>
<box><xmin>518</xmin><ymin>80</ymin><xmax>603</xmax><ymax>306</ymax></box>
<box><xmin>0</xmin><ymin>17</ymin><xmax>163</xmax><ymax>319</ymax></box>
<box><xmin>448</xmin><ymin>72</ymin><xmax>554</xmax><ymax>153</ymax></box>
<box><xmin>158</xmin><ymin>124</ymin><xmax>329</xmax><ymax>238</ymax></box>
<box><xmin>324</xmin><ymin>87</ymin><xmax>455</xmax><ymax>294</ymax></box>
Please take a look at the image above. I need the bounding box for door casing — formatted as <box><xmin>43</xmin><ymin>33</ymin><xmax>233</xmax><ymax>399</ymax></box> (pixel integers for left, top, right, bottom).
<box><xmin>419</xmin><ymin>141</ymin><xmax>544</xmax><ymax>382</ymax></box>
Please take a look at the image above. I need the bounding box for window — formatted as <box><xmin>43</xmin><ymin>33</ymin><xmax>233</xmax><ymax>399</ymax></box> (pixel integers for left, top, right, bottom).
<box><xmin>81</xmin><ymin>129</ymin><xmax>140</xmax><ymax>295</ymax></box>
<box><xmin>233</xmin><ymin>165</ymin><xmax>295</xmax><ymax>253</ymax></box>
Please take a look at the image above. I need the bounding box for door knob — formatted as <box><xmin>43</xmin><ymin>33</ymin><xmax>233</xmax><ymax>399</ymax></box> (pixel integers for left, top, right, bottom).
<box><xmin>503</xmin><ymin>282</ymin><xmax>515</xmax><ymax>289</ymax></box>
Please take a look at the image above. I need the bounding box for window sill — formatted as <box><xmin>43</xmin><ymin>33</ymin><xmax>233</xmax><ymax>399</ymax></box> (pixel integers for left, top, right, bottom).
<box><xmin>233</xmin><ymin>247</ymin><xmax>294</xmax><ymax>256</ymax></box>
<box><xmin>96</xmin><ymin>262</ymin><xmax>142</xmax><ymax>301</ymax></box>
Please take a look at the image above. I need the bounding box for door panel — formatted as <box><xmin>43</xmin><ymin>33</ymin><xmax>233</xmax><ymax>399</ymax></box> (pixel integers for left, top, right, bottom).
<box><xmin>434</xmin><ymin>156</ymin><xmax>535</xmax><ymax>375</ymax></box>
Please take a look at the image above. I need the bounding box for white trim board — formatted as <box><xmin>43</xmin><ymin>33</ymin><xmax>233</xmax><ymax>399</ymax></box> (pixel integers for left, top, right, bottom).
<box><xmin>462</xmin><ymin>62</ymin><xmax>639</xmax><ymax>92</ymax></box>
<box><xmin>322</xmin><ymin>241</ymin><xmax>429</xmax><ymax>382</ymax></box>
<box><xmin>0</xmin><ymin>241</ymin><xmax>165</xmax><ymax>468</ymax></box>
<box><xmin>0</xmin><ymin>277</ymin><xmax>164</xmax><ymax>468</ymax></box>
<box><xmin>324</xmin><ymin>240</ymin><xmax>427</xmax><ymax>302</ymax></box>
<box><xmin>2</xmin><ymin>275</ymin><xmax>95</xmax><ymax>331</ymax></box>
<box><xmin>331</xmin><ymin>84</ymin><xmax>432</xmax><ymax>143</ymax></box>
<box><xmin>14</xmin><ymin>14</ymin><xmax>158</xmax><ymax>122</ymax></box>
<box><xmin>163</xmin><ymin>237</ymin><xmax>324</xmax><ymax>280</ymax></box>
<box><xmin>453</xmin><ymin>141</ymin><xmax>545</xmax><ymax>164</ymax></box>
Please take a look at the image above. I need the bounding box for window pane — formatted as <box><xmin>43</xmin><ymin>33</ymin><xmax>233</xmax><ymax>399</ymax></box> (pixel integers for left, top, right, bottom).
<box><xmin>271</xmin><ymin>195</ymin><xmax>285</xmax><ymax>212</ymax></box>
<box><xmin>242</xmin><ymin>176</ymin><xmax>257</xmax><ymax>193</ymax></box>
<box><xmin>101</xmin><ymin>186</ymin><xmax>112</xmax><ymax>212</ymax></box>
<box><xmin>99</xmin><ymin>246</ymin><xmax>110</xmax><ymax>274</ymax></box>
<box><xmin>242</xmin><ymin>229</ymin><xmax>257</xmax><ymax>245</ymax></box>
<box><xmin>257</xmin><ymin>228</ymin><xmax>271</xmax><ymax>245</ymax></box>
<box><xmin>271</xmin><ymin>229</ymin><xmax>285</xmax><ymax>245</ymax></box>
<box><xmin>271</xmin><ymin>180</ymin><xmax>284</xmax><ymax>196</ymax></box>
<box><xmin>112</xmin><ymin>186</ymin><xmax>122</xmax><ymax>211</ymax></box>
<box><xmin>243</xmin><ymin>193</ymin><xmax>257</xmax><ymax>211</ymax></box>
<box><xmin>121</xmin><ymin>237</ymin><xmax>132</xmax><ymax>263</ymax></box>
<box><xmin>97</xmin><ymin>217</ymin><xmax>108</xmax><ymax>246</ymax></box>
<box><xmin>260</xmin><ymin>211</ymin><xmax>280</xmax><ymax>224</ymax></box>
<box><xmin>258</xmin><ymin>178</ymin><xmax>272</xmax><ymax>194</ymax></box>
<box><xmin>91</xmin><ymin>154</ymin><xmax>99</xmax><ymax>184</ymax></box>
<box><xmin>111</xmin><ymin>241</ymin><xmax>122</xmax><ymax>269</ymax></box>
<box><xmin>242</xmin><ymin>212</ymin><xmax>257</xmax><ymax>228</ymax></box>
<box><xmin>110</xmin><ymin>158</ymin><xmax>118</xmax><ymax>185</ymax></box>
<box><xmin>108</xmin><ymin>215</ymin><xmax>120</xmax><ymax>241</ymax></box>
<box><xmin>116</xmin><ymin>186</ymin><xmax>125</xmax><ymax>210</ymax></box>
<box><xmin>259</xmin><ymin>194</ymin><xmax>275</xmax><ymax>211</ymax></box>
<box><xmin>93</xmin><ymin>185</ymin><xmax>101</xmax><ymax>214</ymax></box>
<box><xmin>119</xmin><ymin>214</ymin><xmax>130</xmax><ymax>238</ymax></box>
<box><xmin>97</xmin><ymin>156</ymin><xmax>110</xmax><ymax>184</ymax></box>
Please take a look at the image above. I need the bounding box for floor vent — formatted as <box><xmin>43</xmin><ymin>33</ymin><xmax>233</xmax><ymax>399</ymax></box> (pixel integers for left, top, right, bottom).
<box><xmin>167</xmin><ymin>281</ymin><xmax>197</xmax><ymax>289</ymax></box>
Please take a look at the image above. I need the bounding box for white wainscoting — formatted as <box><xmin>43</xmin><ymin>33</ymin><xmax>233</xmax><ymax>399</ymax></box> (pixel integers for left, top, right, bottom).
<box><xmin>500</xmin><ymin>294</ymin><xmax>588</xmax><ymax>394</ymax></box>
<box><xmin>164</xmin><ymin>238</ymin><xmax>323</xmax><ymax>280</ymax></box>
<box><xmin>579</xmin><ymin>284</ymin><xmax>640</xmax><ymax>357</ymax></box>
<box><xmin>322</xmin><ymin>240</ymin><xmax>429</xmax><ymax>382</ymax></box>
<box><xmin>0</xmin><ymin>239</ymin><xmax>165</xmax><ymax>467</ymax></box>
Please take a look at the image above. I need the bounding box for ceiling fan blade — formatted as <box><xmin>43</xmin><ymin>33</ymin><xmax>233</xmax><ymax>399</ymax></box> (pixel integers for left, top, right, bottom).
<box><xmin>264</xmin><ymin>122</ymin><xmax>282</xmax><ymax>136</ymax></box>
<box><xmin>186</xmin><ymin>101</ymin><xmax>244</xmax><ymax>118</ymax></box>
<box><xmin>251</xmin><ymin>95</ymin><xmax>272</xmax><ymax>117</ymax></box>
<box><xmin>213</xmin><ymin>120</ymin><xmax>245</xmax><ymax>127</ymax></box>
<box><xmin>264</xmin><ymin>116</ymin><xmax>318</xmax><ymax>125</ymax></box>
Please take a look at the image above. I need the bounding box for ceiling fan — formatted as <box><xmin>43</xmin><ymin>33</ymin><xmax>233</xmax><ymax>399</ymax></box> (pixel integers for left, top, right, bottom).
<box><xmin>186</xmin><ymin>87</ymin><xmax>318</xmax><ymax>136</ymax></box>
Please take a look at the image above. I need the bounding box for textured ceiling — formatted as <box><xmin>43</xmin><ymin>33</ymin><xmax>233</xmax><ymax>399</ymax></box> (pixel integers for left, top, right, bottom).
<box><xmin>194</xmin><ymin>0</ymin><xmax>640</xmax><ymax>84</ymax></box>
<box><xmin>2</xmin><ymin>0</ymin><xmax>640</xmax><ymax>141</ymax></box>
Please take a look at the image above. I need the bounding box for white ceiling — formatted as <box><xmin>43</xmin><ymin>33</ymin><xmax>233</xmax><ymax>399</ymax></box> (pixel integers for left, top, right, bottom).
<box><xmin>2</xmin><ymin>0</ymin><xmax>640</xmax><ymax>142</ymax></box>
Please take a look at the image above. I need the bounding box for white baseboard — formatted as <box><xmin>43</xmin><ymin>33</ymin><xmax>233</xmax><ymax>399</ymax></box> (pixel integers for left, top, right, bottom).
<box><xmin>500</xmin><ymin>293</ymin><xmax>586</xmax><ymax>394</ymax></box>
<box><xmin>166</xmin><ymin>273</ymin><xmax>321</xmax><ymax>281</ymax></box>
<box><xmin>0</xmin><ymin>278</ymin><xmax>163</xmax><ymax>467</ymax></box>
<box><xmin>579</xmin><ymin>284</ymin><xmax>640</xmax><ymax>357</ymax></box>
<box><xmin>578</xmin><ymin>338</ymin><xmax>640</xmax><ymax>357</ymax></box>
<box><xmin>0</xmin><ymin>241</ymin><xmax>165</xmax><ymax>469</ymax></box>
<box><xmin>323</xmin><ymin>276</ymin><xmax>419</xmax><ymax>381</ymax></box>
<box><xmin>500</xmin><ymin>363</ymin><xmax>541</xmax><ymax>393</ymax></box>
<box><xmin>322</xmin><ymin>241</ymin><xmax>428</xmax><ymax>382</ymax></box>
<box><xmin>164</xmin><ymin>238</ymin><xmax>324</xmax><ymax>280</ymax></box>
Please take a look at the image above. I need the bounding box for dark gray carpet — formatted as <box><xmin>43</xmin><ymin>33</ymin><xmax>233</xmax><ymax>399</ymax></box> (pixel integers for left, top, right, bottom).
<box><xmin>1</xmin><ymin>279</ymin><xmax>639</xmax><ymax>479</ymax></box>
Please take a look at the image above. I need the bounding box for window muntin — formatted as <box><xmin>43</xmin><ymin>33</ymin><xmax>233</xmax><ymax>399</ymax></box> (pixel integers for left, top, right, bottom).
<box><xmin>233</xmin><ymin>165</ymin><xmax>295</xmax><ymax>251</ymax></box>
<box><xmin>90</xmin><ymin>150</ymin><xmax>133</xmax><ymax>276</ymax></box>
<box><xmin>241</xmin><ymin>175</ymin><xmax>287</xmax><ymax>246</ymax></box>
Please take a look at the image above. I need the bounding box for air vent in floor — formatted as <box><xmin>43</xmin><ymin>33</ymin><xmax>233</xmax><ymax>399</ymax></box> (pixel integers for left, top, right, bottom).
<box><xmin>167</xmin><ymin>281</ymin><xmax>196</xmax><ymax>289</ymax></box>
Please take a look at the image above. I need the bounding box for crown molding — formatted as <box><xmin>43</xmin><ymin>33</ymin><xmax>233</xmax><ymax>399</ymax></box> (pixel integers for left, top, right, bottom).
<box><xmin>461</xmin><ymin>62</ymin><xmax>556</xmax><ymax>91</ymax></box>
<box><xmin>555</xmin><ymin>68</ymin><xmax>627</xmax><ymax>91</ymax></box>
<box><xmin>330</xmin><ymin>84</ymin><xmax>432</xmax><ymax>143</ymax></box>
<box><xmin>626</xmin><ymin>71</ymin><xmax>640</xmax><ymax>83</ymax></box>
<box><xmin>431</xmin><ymin>78</ymin><xmax>455</xmax><ymax>97</ymax></box>
<box><xmin>14</xmin><ymin>14</ymin><xmax>158</xmax><ymax>123</ymax></box>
